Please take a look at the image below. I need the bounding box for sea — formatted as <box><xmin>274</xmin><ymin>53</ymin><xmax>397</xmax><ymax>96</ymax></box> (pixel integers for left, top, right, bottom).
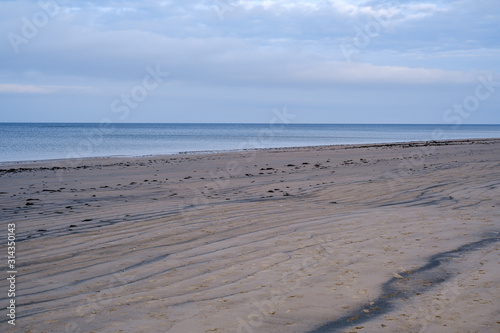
<box><xmin>1</xmin><ymin>123</ymin><xmax>499</xmax><ymax>163</ymax></box>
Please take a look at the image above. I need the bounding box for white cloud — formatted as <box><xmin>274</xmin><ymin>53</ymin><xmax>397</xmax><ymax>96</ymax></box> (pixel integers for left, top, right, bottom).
<box><xmin>327</xmin><ymin>62</ymin><xmax>480</xmax><ymax>84</ymax></box>
<box><xmin>0</xmin><ymin>84</ymin><xmax>50</xmax><ymax>94</ymax></box>
<box><xmin>233</xmin><ymin>0</ymin><xmax>443</xmax><ymax>22</ymax></box>
<box><xmin>0</xmin><ymin>84</ymin><xmax>91</xmax><ymax>94</ymax></box>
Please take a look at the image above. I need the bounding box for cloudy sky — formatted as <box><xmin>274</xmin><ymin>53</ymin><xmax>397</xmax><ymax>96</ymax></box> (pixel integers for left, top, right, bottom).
<box><xmin>1</xmin><ymin>0</ymin><xmax>499</xmax><ymax>124</ymax></box>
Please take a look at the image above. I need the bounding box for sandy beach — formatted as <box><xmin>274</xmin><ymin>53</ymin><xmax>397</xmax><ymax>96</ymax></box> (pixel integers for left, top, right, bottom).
<box><xmin>1</xmin><ymin>138</ymin><xmax>499</xmax><ymax>333</ymax></box>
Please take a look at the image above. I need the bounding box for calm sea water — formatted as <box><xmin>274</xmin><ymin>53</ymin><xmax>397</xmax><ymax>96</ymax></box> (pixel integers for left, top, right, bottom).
<box><xmin>1</xmin><ymin>123</ymin><xmax>499</xmax><ymax>163</ymax></box>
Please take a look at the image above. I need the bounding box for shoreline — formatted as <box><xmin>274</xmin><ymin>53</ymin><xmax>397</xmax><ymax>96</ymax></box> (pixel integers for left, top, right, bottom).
<box><xmin>1</xmin><ymin>136</ymin><xmax>499</xmax><ymax>168</ymax></box>
<box><xmin>1</xmin><ymin>137</ymin><xmax>499</xmax><ymax>332</ymax></box>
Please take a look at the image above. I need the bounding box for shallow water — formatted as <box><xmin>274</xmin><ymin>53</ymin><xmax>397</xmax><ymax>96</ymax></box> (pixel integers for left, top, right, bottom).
<box><xmin>1</xmin><ymin>123</ymin><xmax>499</xmax><ymax>162</ymax></box>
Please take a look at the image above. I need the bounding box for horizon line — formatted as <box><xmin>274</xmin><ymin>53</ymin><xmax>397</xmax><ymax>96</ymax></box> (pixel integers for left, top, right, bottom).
<box><xmin>1</xmin><ymin>122</ymin><xmax>500</xmax><ymax>126</ymax></box>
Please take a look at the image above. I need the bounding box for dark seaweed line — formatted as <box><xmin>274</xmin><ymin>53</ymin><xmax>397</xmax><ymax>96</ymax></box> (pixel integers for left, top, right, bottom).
<box><xmin>307</xmin><ymin>233</ymin><xmax>500</xmax><ymax>333</ymax></box>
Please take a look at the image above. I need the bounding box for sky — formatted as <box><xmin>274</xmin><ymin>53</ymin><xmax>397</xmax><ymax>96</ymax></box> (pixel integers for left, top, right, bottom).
<box><xmin>0</xmin><ymin>0</ymin><xmax>499</xmax><ymax>124</ymax></box>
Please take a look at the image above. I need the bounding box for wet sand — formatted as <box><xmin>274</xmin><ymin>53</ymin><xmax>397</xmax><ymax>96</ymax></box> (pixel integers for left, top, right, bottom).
<box><xmin>1</xmin><ymin>139</ymin><xmax>499</xmax><ymax>332</ymax></box>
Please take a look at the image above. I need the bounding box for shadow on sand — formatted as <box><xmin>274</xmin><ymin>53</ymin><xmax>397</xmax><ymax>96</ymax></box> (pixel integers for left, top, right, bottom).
<box><xmin>307</xmin><ymin>233</ymin><xmax>500</xmax><ymax>333</ymax></box>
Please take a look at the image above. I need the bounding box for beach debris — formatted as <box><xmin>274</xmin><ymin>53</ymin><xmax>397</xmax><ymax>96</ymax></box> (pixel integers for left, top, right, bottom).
<box><xmin>42</xmin><ymin>189</ymin><xmax>61</xmax><ymax>192</ymax></box>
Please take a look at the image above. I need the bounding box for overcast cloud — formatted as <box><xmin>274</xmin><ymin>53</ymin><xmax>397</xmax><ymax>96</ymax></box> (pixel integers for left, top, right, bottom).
<box><xmin>1</xmin><ymin>0</ymin><xmax>499</xmax><ymax>123</ymax></box>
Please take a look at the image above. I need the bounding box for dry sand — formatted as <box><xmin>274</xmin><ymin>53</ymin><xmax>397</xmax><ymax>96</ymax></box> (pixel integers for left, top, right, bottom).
<box><xmin>0</xmin><ymin>139</ymin><xmax>499</xmax><ymax>333</ymax></box>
